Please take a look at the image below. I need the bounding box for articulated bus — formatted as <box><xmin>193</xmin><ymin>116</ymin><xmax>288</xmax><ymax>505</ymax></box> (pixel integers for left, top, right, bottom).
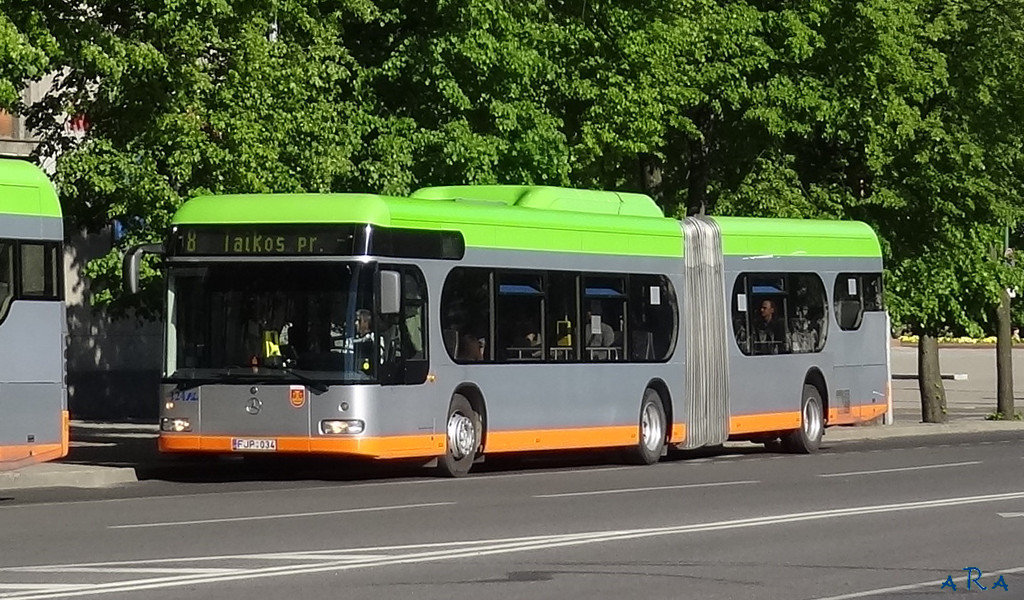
<box><xmin>0</xmin><ymin>159</ymin><xmax>68</xmax><ymax>470</ymax></box>
<box><xmin>127</xmin><ymin>185</ymin><xmax>888</xmax><ymax>476</ymax></box>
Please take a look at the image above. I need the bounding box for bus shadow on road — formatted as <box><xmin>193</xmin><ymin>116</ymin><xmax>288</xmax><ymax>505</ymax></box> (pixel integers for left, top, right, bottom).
<box><xmin>63</xmin><ymin>423</ymin><xmax>802</xmax><ymax>485</ymax></box>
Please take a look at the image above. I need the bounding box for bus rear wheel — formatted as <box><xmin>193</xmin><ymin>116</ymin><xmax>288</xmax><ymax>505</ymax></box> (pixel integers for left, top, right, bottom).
<box><xmin>625</xmin><ymin>389</ymin><xmax>666</xmax><ymax>465</ymax></box>
<box><xmin>437</xmin><ymin>394</ymin><xmax>481</xmax><ymax>477</ymax></box>
<box><xmin>782</xmin><ymin>384</ymin><xmax>824</xmax><ymax>453</ymax></box>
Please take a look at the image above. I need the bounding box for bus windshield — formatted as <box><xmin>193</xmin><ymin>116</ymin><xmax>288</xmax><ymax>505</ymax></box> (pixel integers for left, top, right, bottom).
<box><xmin>168</xmin><ymin>261</ymin><xmax>376</xmax><ymax>384</ymax></box>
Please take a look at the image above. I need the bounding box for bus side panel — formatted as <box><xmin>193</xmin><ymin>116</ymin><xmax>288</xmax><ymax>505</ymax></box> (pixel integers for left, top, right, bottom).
<box><xmin>427</xmin><ymin>251</ymin><xmax>687</xmax><ymax>453</ymax></box>
<box><xmin>721</xmin><ymin>257</ymin><xmax>882</xmax><ymax>435</ymax></box>
<box><xmin>0</xmin><ymin>301</ymin><xmax>66</xmax><ymax>468</ymax></box>
<box><xmin>0</xmin><ymin>301</ymin><xmax>64</xmax><ymax>385</ymax></box>
<box><xmin>829</xmin><ymin>308</ymin><xmax>889</xmax><ymax>424</ymax></box>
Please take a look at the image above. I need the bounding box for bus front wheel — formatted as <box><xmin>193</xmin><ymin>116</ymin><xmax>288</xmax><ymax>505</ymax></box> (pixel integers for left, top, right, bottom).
<box><xmin>625</xmin><ymin>389</ymin><xmax>666</xmax><ymax>465</ymax></box>
<box><xmin>437</xmin><ymin>394</ymin><xmax>481</xmax><ymax>477</ymax></box>
<box><xmin>782</xmin><ymin>384</ymin><xmax>824</xmax><ymax>453</ymax></box>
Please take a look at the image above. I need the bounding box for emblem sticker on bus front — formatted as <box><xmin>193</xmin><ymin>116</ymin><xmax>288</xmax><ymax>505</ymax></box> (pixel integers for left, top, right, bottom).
<box><xmin>245</xmin><ymin>397</ymin><xmax>262</xmax><ymax>415</ymax></box>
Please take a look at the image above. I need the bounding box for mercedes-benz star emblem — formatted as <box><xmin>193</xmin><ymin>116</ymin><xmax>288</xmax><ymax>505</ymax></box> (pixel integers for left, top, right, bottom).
<box><xmin>245</xmin><ymin>397</ymin><xmax>262</xmax><ymax>415</ymax></box>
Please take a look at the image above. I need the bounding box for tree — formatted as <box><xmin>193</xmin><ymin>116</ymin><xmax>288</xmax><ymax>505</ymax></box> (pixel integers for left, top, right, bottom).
<box><xmin>0</xmin><ymin>2</ymin><xmax>56</xmax><ymax>112</ymax></box>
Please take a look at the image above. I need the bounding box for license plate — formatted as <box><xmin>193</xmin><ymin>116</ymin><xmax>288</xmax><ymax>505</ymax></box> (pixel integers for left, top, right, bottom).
<box><xmin>231</xmin><ymin>438</ymin><xmax>277</xmax><ymax>452</ymax></box>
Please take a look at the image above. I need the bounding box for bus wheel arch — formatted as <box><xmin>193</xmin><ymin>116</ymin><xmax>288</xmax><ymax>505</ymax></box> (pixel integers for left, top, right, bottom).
<box><xmin>452</xmin><ymin>383</ymin><xmax>488</xmax><ymax>449</ymax></box>
<box><xmin>782</xmin><ymin>372</ymin><xmax>827</xmax><ymax>454</ymax></box>
<box><xmin>645</xmin><ymin>378</ymin><xmax>673</xmax><ymax>444</ymax></box>
<box><xmin>803</xmin><ymin>368</ymin><xmax>829</xmax><ymax>425</ymax></box>
<box><xmin>625</xmin><ymin>386</ymin><xmax>668</xmax><ymax>465</ymax></box>
<box><xmin>436</xmin><ymin>384</ymin><xmax>486</xmax><ymax>477</ymax></box>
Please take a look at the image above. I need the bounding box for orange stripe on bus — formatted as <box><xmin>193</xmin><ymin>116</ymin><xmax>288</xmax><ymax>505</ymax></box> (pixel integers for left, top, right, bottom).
<box><xmin>61</xmin><ymin>410</ymin><xmax>70</xmax><ymax>459</ymax></box>
<box><xmin>159</xmin><ymin>434</ymin><xmax>444</xmax><ymax>460</ymax></box>
<box><xmin>0</xmin><ymin>442</ymin><xmax>67</xmax><ymax>471</ymax></box>
<box><xmin>828</xmin><ymin>403</ymin><xmax>888</xmax><ymax>424</ymax></box>
<box><xmin>0</xmin><ymin>411</ymin><xmax>71</xmax><ymax>471</ymax></box>
<box><xmin>729</xmin><ymin>412</ymin><xmax>802</xmax><ymax>435</ymax></box>
<box><xmin>484</xmin><ymin>425</ymin><xmax>638</xmax><ymax>453</ymax></box>
<box><xmin>669</xmin><ymin>423</ymin><xmax>686</xmax><ymax>444</ymax></box>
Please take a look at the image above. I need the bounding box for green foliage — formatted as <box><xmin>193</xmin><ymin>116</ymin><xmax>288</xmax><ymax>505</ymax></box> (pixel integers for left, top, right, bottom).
<box><xmin>985</xmin><ymin>411</ymin><xmax>1023</xmax><ymax>421</ymax></box>
<box><xmin>0</xmin><ymin>1</ymin><xmax>56</xmax><ymax>110</ymax></box>
<box><xmin>9</xmin><ymin>0</ymin><xmax>1024</xmax><ymax>339</ymax></box>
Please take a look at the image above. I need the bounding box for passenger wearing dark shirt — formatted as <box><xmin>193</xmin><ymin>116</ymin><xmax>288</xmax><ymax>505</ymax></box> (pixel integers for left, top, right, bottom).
<box><xmin>754</xmin><ymin>298</ymin><xmax>786</xmax><ymax>354</ymax></box>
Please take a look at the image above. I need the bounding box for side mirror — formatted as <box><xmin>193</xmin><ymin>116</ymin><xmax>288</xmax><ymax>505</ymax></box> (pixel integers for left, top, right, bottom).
<box><xmin>122</xmin><ymin>243</ymin><xmax>164</xmax><ymax>294</ymax></box>
<box><xmin>379</xmin><ymin>270</ymin><xmax>401</xmax><ymax>315</ymax></box>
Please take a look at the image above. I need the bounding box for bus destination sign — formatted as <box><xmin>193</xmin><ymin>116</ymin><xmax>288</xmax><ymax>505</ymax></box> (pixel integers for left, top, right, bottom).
<box><xmin>172</xmin><ymin>226</ymin><xmax>356</xmax><ymax>256</ymax></box>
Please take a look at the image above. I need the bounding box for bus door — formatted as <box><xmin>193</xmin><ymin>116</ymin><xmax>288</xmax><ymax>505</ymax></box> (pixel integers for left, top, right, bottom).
<box><xmin>830</xmin><ymin>272</ymin><xmax>888</xmax><ymax>421</ymax></box>
<box><xmin>378</xmin><ymin>265</ymin><xmax>429</xmax><ymax>385</ymax></box>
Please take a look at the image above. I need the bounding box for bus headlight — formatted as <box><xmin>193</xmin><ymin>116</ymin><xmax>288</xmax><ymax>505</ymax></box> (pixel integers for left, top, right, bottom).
<box><xmin>320</xmin><ymin>420</ymin><xmax>365</xmax><ymax>435</ymax></box>
<box><xmin>160</xmin><ymin>418</ymin><xmax>192</xmax><ymax>432</ymax></box>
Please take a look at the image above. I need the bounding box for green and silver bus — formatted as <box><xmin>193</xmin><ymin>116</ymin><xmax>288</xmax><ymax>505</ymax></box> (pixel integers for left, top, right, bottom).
<box><xmin>0</xmin><ymin>159</ymin><xmax>68</xmax><ymax>470</ymax></box>
<box><xmin>127</xmin><ymin>185</ymin><xmax>888</xmax><ymax>476</ymax></box>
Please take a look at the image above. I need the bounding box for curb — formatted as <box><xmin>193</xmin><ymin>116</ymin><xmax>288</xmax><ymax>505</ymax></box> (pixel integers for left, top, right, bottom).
<box><xmin>0</xmin><ymin>463</ymin><xmax>137</xmax><ymax>491</ymax></box>
<box><xmin>824</xmin><ymin>420</ymin><xmax>1024</xmax><ymax>442</ymax></box>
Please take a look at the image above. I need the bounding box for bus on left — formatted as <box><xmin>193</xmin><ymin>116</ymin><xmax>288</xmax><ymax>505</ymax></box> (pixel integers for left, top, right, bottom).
<box><xmin>0</xmin><ymin>158</ymin><xmax>68</xmax><ymax>470</ymax></box>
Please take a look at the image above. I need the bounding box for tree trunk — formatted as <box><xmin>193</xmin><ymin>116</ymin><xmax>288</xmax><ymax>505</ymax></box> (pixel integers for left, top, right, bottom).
<box><xmin>918</xmin><ymin>333</ymin><xmax>947</xmax><ymax>423</ymax></box>
<box><xmin>639</xmin><ymin>153</ymin><xmax>664</xmax><ymax>208</ymax></box>
<box><xmin>996</xmin><ymin>288</ymin><xmax>1015</xmax><ymax>417</ymax></box>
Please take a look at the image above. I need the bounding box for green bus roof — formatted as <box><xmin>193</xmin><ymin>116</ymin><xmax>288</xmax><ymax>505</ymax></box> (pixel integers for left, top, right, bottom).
<box><xmin>712</xmin><ymin>216</ymin><xmax>882</xmax><ymax>258</ymax></box>
<box><xmin>170</xmin><ymin>187</ymin><xmax>881</xmax><ymax>260</ymax></box>
<box><xmin>0</xmin><ymin>159</ymin><xmax>62</xmax><ymax>219</ymax></box>
<box><xmin>172</xmin><ymin>189</ymin><xmax>684</xmax><ymax>257</ymax></box>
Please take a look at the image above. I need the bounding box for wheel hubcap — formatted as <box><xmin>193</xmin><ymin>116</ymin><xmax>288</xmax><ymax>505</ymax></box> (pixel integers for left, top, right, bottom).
<box><xmin>641</xmin><ymin>403</ymin><xmax>663</xmax><ymax>451</ymax></box>
<box><xmin>447</xmin><ymin>412</ymin><xmax>476</xmax><ymax>460</ymax></box>
<box><xmin>803</xmin><ymin>398</ymin><xmax>823</xmax><ymax>440</ymax></box>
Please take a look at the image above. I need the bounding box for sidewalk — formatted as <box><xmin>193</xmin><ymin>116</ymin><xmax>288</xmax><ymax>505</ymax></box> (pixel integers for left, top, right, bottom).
<box><xmin>2</xmin><ymin>407</ymin><xmax>1022</xmax><ymax>491</ymax></box>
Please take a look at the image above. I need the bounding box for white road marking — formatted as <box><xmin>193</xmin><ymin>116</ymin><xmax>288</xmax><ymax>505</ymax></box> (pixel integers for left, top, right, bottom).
<box><xmin>811</xmin><ymin>565</ymin><xmax>1024</xmax><ymax>600</ymax></box>
<box><xmin>0</xmin><ymin>585</ymin><xmax>83</xmax><ymax>591</ymax></box>
<box><xmin>10</xmin><ymin>568</ymin><xmax>242</xmax><ymax>575</ymax></box>
<box><xmin>0</xmin><ymin>465</ymin><xmax>643</xmax><ymax>511</ymax></box>
<box><xmin>3</xmin><ymin>490</ymin><xmax>1024</xmax><ymax>599</ymax></box>
<box><xmin>534</xmin><ymin>480</ymin><xmax>758</xmax><ymax>498</ymax></box>
<box><xmin>109</xmin><ymin>501</ymin><xmax>455</xmax><ymax>529</ymax></box>
<box><xmin>998</xmin><ymin>512</ymin><xmax>1024</xmax><ymax>518</ymax></box>
<box><xmin>820</xmin><ymin>460</ymin><xmax>982</xmax><ymax>478</ymax></box>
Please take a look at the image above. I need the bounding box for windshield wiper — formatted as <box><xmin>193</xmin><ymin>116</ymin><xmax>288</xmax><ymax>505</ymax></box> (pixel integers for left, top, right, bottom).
<box><xmin>168</xmin><ymin>366</ymin><xmax>329</xmax><ymax>394</ymax></box>
<box><xmin>255</xmin><ymin>365</ymin><xmax>330</xmax><ymax>394</ymax></box>
<box><xmin>170</xmin><ymin>371</ymin><xmax>234</xmax><ymax>391</ymax></box>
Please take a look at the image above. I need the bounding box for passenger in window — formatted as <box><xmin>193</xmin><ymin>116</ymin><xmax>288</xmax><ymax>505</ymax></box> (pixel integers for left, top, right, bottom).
<box><xmin>585</xmin><ymin>304</ymin><xmax>616</xmax><ymax>359</ymax></box>
<box><xmin>733</xmin><ymin>314</ymin><xmax>749</xmax><ymax>351</ymax></box>
<box><xmin>754</xmin><ymin>299</ymin><xmax>786</xmax><ymax>354</ymax></box>
<box><xmin>508</xmin><ymin>319</ymin><xmax>542</xmax><ymax>359</ymax></box>
<box><xmin>456</xmin><ymin>332</ymin><xmax>485</xmax><ymax>361</ymax></box>
<box><xmin>788</xmin><ymin>304</ymin><xmax>818</xmax><ymax>353</ymax></box>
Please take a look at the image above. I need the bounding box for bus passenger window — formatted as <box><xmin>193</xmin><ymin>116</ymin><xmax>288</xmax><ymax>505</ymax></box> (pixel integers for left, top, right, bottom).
<box><xmin>20</xmin><ymin>243</ymin><xmax>58</xmax><ymax>299</ymax></box>
<box><xmin>834</xmin><ymin>273</ymin><xmax>865</xmax><ymax>330</ymax></box>
<box><xmin>627</xmin><ymin>275</ymin><xmax>677</xmax><ymax>361</ymax></box>
<box><xmin>497</xmin><ymin>273</ymin><xmax>543</xmax><ymax>361</ymax></box>
<box><xmin>441</xmin><ymin>268</ymin><xmax>492</xmax><ymax>362</ymax></box>
<box><xmin>788</xmin><ymin>274</ymin><xmax>827</xmax><ymax>353</ymax></box>
<box><xmin>583</xmin><ymin>276</ymin><xmax>625</xmax><ymax>362</ymax></box>
<box><xmin>546</xmin><ymin>272</ymin><xmax>577</xmax><ymax>361</ymax></box>
<box><xmin>863</xmin><ymin>274</ymin><xmax>884</xmax><ymax>311</ymax></box>
<box><xmin>731</xmin><ymin>277</ymin><xmax>751</xmax><ymax>354</ymax></box>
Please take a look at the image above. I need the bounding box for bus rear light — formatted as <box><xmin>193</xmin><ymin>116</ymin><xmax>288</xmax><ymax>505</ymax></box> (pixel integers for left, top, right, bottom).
<box><xmin>320</xmin><ymin>420</ymin><xmax>364</xmax><ymax>435</ymax></box>
<box><xmin>160</xmin><ymin>418</ymin><xmax>192</xmax><ymax>432</ymax></box>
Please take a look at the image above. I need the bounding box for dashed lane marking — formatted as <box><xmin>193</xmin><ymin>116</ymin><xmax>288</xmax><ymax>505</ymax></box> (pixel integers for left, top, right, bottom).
<box><xmin>820</xmin><ymin>461</ymin><xmax>982</xmax><ymax>478</ymax></box>
<box><xmin>108</xmin><ymin>501</ymin><xmax>454</xmax><ymax>529</ymax></box>
<box><xmin>534</xmin><ymin>480</ymin><xmax>759</xmax><ymax>498</ymax></box>
<box><xmin>1</xmin><ymin>490</ymin><xmax>1023</xmax><ymax>599</ymax></box>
